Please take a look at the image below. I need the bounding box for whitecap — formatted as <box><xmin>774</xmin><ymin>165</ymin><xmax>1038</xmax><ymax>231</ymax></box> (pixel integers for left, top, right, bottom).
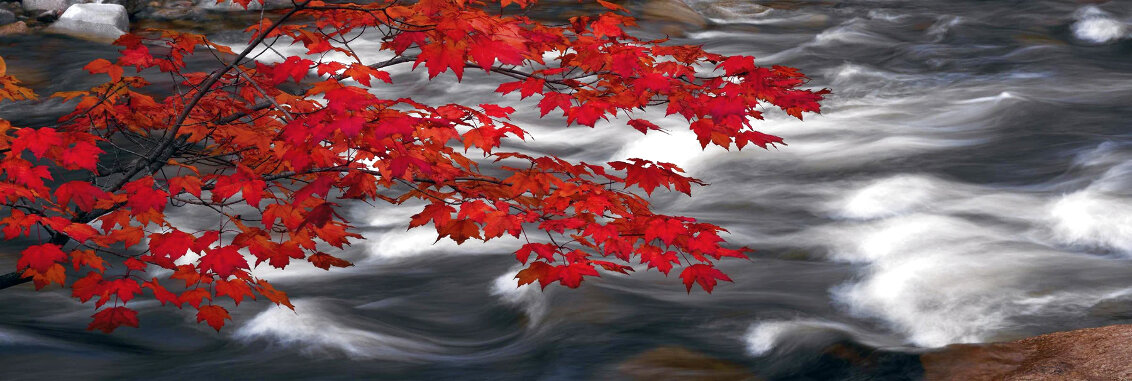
<box><xmin>490</xmin><ymin>268</ymin><xmax>549</xmax><ymax>326</ymax></box>
<box><xmin>744</xmin><ymin>319</ymin><xmax>894</xmax><ymax>356</ymax></box>
<box><xmin>832</xmin><ymin>175</ymin><xmax>944</xmax><ymax>220</ymax></box>
<box><xmin>1047</xmin><ymin>189</ymin><xmax>1132</xmax><ymax>254</ymax></box>
<box><xmin>234</xmin><ymin>298</ymin><xmax>441</xmax><ymax>360</ymax></box>
<box><xmin>1071</xmin><ymin>6</ymin><xmax>1129</xmax><ymax>44</ymax></box>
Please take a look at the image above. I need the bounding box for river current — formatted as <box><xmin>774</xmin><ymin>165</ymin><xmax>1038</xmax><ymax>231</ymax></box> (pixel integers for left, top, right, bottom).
<box><xmin>1</xmin><ymin>0</ymin><xmax>1130</xmax><ymax>379</ymax></box>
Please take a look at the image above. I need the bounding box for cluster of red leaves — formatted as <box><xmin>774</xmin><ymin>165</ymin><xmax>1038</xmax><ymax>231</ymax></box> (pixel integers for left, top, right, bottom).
<box><xmin>0</xmin><ymin>0</ymin><xmax>826</xmax><ymax>333</ymax></box>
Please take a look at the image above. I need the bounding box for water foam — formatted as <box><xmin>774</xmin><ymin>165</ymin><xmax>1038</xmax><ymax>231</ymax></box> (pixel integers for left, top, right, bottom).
<box><xmin>234</xmin><ymin>298</ymin><xmax>441</xmax><ymax>359</ymax></box>
<box><xmin>832</xmin><ymin>175</ymin><xmax>943</xmax><ymax>219</ymax></box>
<box><xmin>744</xmin><ymin>319</ymin><xmax>861</xmax><ymax>356</ymax></box>
<box><xmin>1071</xmin><ymin>6</ymin><xmax>1129</xmax><ymax>44</ymax></box>
<box><xmin>1048</xmin><ymin>189</ymin><xmax>1132</xmax><ymax>254</ymax></box>
<box><xmin>490</xmin><ymin>268</ymin><xmax>549</xmax><ymax>326</ymax></box>
<box><xmin>815</xmin><ymin>174</ymin><xmax>1131</xmax><ymax>347</ymax></box>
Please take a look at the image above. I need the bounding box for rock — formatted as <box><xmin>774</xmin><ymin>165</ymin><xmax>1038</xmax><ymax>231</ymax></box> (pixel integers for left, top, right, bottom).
<box><xmin>136</xmin><ymin>0</ymin><xmax>200</xmax><ymax>20</ymax></box>
<box><xmin>922</xmin><ymin>324</ymin><xmax>1132</xmax><ymax>380</ymax></box>
<box><xmin>641</xmin><ymin>0</ymin><xmax>706</xmax><ymax>26</ymax></box>
<box><xmin>45</xmin><ymin>3</ymin><xmax>128</xmax><ymax>41</ymax></box>
<box><xmin>615</xmin><ymin>346</ymin><xmax>758</xmax><ymax>381</ymax></box>
<box><xmin>21</xmin><ymin>0</ymin><xmax>78</xmax><ymax>13</ymax></box>
<box><xmin>196</xmin><ymin>0</ymin><xmax>289</xmax><ymax>11</ymax></box>
<box><xmin>640</xmin><ymin>0</ymin><xmax>706</xmax><ymax>37</ymax></box>
<box><xmin>101</xmin><ymin>0</ymin><xmax>146</xmax><ymax>15</ymax></box>
<box><xmin>36</xmin><ymin>9</ymin><xmax>60</xmax><ymax>23</ymax></box>
<box><xmin>0</xmin><ymin>9</ymin><xmax>14</xmax><ymax>25</ymax></box>
<box><xmin>0</xmin><ymin>20</ymin><xmax>27</xmax><ymax>35</ymax></box>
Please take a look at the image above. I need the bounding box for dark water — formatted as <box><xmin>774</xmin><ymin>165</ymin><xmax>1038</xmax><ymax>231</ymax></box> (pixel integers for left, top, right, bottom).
<box><xmin>2</xmin><ymin>0</ymin><xmax>1132</xmax><ymax>379</ymax></box>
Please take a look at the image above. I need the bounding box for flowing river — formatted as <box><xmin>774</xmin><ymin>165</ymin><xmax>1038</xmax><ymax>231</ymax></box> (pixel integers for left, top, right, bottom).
<box><xmin>1</xmin><ymin>0</ymin><xmax>1130</xmax><ymax>379</ymax></box>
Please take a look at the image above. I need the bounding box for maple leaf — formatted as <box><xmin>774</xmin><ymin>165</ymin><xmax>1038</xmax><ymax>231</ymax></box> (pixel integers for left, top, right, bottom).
<box><xmin>178</xmin><ymin>288</ymin><xmax>212</xmax><ymax>309</ymax></box>
<box><xmin>72</xmin><ymin>272</ymin><xmax>105</xmax><ymax>303</ymax></box>
<box><xmin>639</xmin><ymin>247</ymin><xmax>679</xmax><ymax>275</ymax></box>
<box><xmin>679</xmin><ymin>264</ymin><xmax>733</xmax><ymax>293</ymax></box>
<box><xmin>143</xmin><ymin>279</ymin><xmax>181</xmax><ymax>307</ymax></box>
<box><xmin>168</xmin><ymin>176</ymin><xmax>202</xmax><ymax>197</ymax></box>
<box><xmin>515</xmin><ymin>261</ymin><xmax>557</xmax><ymax>289</ymax></box>
<box><xmin>717</xmin><ymin>55</ymin><xmax>756</xmax><ymax>76</ymax></box>
<box><xmin>22</xmin><ymin>263</ymin><xmax>66</xmax><ymax>290</ymax></box>
<box><xmin>121</xmin><ymin>177</ymin><xmax>168</xmax><ymax>215</ymax></box>
<box><xmin>343</xmin><ymin>63</ymin><xmax>392</xmax><ymax>87</ymax></box>
<box><xmin>70</xmin><ymin>250</ymin><xmax>106</xmax><ymax>272</ymax></box>
<box><xmin>17</xmin><ymin>244</ymin><xmax>68</xmax><ymax>273</ymax></box>
<box><xmin>415</xmin><ymin>40</ymin><xmax>467</xmax><ymax>80</ymax></box>
<box><xmin>56</xmin><ymin>181</ymin><xmax>106</xmax><ymax>212</ymax></box>
<box><xmin>0</xmin><ymin>158</ymin><xmax>52</xmax><ymax>190</ymax></box>
<box><xmin>557</xmin><ymin>262</ymin><xmax>599</xmax><ymax>288</ymax></box>
<box><xmin>538</xmin><ymin>93</ymin><xmax>572</xmax><ymax>117</ymax></box>
<box><xmin>215</xmin><ymin>278</ymin><xmax>255</xmax><ymax>305</ymax></box>
<box><xmin>11</xmin><ymin>127</ymin><xmax>61</xmax><ymax>158</ymax></box>
<box><xmin>83</xmin><ymin>59</ymin><xmax>123</xmax><ymax>82</ymax></box>
<box><xmin>199</xmin><ymin>246</ymin><xmax>249</xmax><ymax>278</ymax></box>
<box><xmin>627</xmin><ymin>119</ymin><xmax>661</xmax><ymax>134</ymax></box>
<box><xmin>410</xmin><ymin>202</ymin><xmax>456</xmax><ymax>228</ymax></box>
<box><xmin>148</xmin><ymin>230</ymin><xmax>195</xmax><ymax>263</ymax></box>
<box><xmin>308</xmin><ymin>253</ymin><xmax>353</xmax><ymax>270</ymax></box>
<box><xmin>645</xmin><ymin>217</ymin><xmax>687</xmax><ymax>246</ymax></box>
<box><xmin>104</xmin><ymin>278</ymin><xmax>142</xmax><ymax>304</ymax></box>
<box><xmin>88</xmin><ymin>307</ymin><xmax>139</xmax><ymax>333</ymax></box>
<box><xmin>196</xmin><ymin>305</ymin><xmax>231</xmax><ymax>332</ymax></box>
<box><xmin>438</xmin><ymin>219</ymin><xmax>480</xmax><ymax>244</ymax></box>
<box><xmin>298</xmin><ymin>202</ymin><xmax>342</xmax><ymax>230</ymax></box>
<box><xmin>254</xmin><ymin>280</ymin><xmax>294</xmax><ymax>309</ymax></box>
<box><xmin>515</xmin><ymin>243</ymin><xmax>558</xmax><ymax>264</ymax></box>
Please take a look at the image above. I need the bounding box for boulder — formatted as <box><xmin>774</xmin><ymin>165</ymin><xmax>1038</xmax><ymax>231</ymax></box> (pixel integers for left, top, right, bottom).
<box><xmin>45</xmin><ymin>3</ymin><xmax>129</xmax><ymax>41</ymax></box>
<box><xmin>615</xmin><ymin>346</ymin><xmax>758</xmax><ymax>381</ymax></box>
<box><xmin>922</xmin><ymin>324</ymin><xmax>1132</xmax><ymax>380</ymax></box>
<box><xmin>640</xmin><ymin>0</ymin><xmax>706</xmax><ymax>37</ymax></box>
<box><xmin>0</xmin><ymin>21</ymin><xmax>27</xmax><ymax>36</ymax></box>
<box><xmin>0</xmin><ymin>9</ymin><xmax>14</xmax><ymax>26</ymax></box>
<box><xmin>21</xmin><ymin>0</ymin><xmax>79</xmax><ymax>13</ymax></box>
<box><xmin>196</xmin><ymin>0</ymin><xmax>290</xmax><ymax>11</ymax></box>
<box><xmin>101</xmin><ymin>0</ymin><xmax>146</xmax><ymax>15</ymax></box>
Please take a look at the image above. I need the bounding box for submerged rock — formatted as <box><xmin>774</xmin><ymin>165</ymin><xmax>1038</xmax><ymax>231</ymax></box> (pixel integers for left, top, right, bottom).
<box><xmin>0</xmin><ymin>21</ymin><xmax>28</xmax><ymax>36</ymax></box>
<box><xmin>45</xmin><ymin>3</ymin><xmax>128</xmax><ymax>41</ymax></box>
<box><xmin>615</xmin><ymin>346</ymin><xmax>758</xmax><ymax>381</ymax></box>
<box><xmin>922</xmin><ymin>324</ymin><xmax>1132</xmax><ymax>380</ymax></box>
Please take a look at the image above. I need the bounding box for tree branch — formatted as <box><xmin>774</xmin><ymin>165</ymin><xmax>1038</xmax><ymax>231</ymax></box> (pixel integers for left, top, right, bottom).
<box><xmin>0</xmin><ymin>271</ymin><xmax>31</xmax><ymax>291</ymax></box>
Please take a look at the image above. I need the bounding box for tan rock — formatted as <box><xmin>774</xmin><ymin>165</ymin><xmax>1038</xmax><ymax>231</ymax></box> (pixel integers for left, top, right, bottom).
<box><xmin>922</xmin><ymin>324</ymin><xmax>1132</xmax><ymax>380</ymax></box>
<box><xmin>615</xmin><ymin>346</ymin><xmax>760</xmax><ymax>381</ymax></box>
<box><xmin>638</xmin><ymin>0</ymin><xmax>706</xmax><ymax>37</ymax></box>
<box><xmin>0</xmin><ymin>21</ymin><xmax>28</xmax><ymax>36</ymax></box>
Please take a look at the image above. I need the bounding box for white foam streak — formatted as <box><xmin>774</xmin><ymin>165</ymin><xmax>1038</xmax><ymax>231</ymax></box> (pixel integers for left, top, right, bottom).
<box><xmin>1072</xmin><ymin>6</ymin><xmax>1129</xmax><ymax>44</ymax></box>
<box><xmin>234</xmin><ymin>299</ymin><xmax>440</xmax><ymax>359</ymax></box>
<box><xmin>490</xmin><ymin>268</ymin><xmax>549</xmax><ymax>326</ymax></box>
<box><xmin>1048</xmin><ymin>189</ymin><xmax>1132</xmax><ymax>254</ymax></box>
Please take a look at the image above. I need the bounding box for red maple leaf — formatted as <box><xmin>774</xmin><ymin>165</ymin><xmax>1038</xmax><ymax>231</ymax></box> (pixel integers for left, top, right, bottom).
<box><xmin>198</xmin><ymin>246</ymin><xmax>248</xmax><ymax>278</ymax></box>
<box><xmin>88</xmin><ymin>307</ymin><xmax>139</xmax><ymax>333</ymax></box>
<box><xmin>679</xmin><ymin>264</ymin><xmax>733</xmax><ymax>293</ymax></box>
<box><xmin>196</xmin><ymin>305</ymin><xmax>231</xmax><ymax>331</ymax></box>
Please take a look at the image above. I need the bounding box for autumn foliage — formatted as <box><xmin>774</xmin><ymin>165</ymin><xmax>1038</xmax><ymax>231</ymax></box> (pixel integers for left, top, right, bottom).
<box><xmin>0</xmin><ymin>0</ymin><xmax>828</xmax><ymax>333</ymax></box>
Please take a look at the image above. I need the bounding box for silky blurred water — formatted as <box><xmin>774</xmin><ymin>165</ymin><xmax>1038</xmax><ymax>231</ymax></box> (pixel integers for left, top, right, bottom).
<box><xmin>1</xmin><ymin>0</ymin><xmax>1131</xmax><ymax>379</ymax></box>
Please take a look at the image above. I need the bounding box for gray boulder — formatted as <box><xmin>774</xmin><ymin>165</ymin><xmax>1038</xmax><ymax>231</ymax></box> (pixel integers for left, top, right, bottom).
<box><xmin>22</xmin><ymin>0</ymin><xmax>80</xmax><ymax>13</ymax></box>
<box><xmin>0</xmin><ymin>9</ymin><xmax>15</xmax><ymax>26</ymax></box>
<box><xmin>197</xmin><ymin>0</ymin><xmax>291</xmax><ymax>11</ymax></box>
<box><xmin>46</xmin><ymin>3</ymin><xmax>129</xmax><ymax>41</ymax></box>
